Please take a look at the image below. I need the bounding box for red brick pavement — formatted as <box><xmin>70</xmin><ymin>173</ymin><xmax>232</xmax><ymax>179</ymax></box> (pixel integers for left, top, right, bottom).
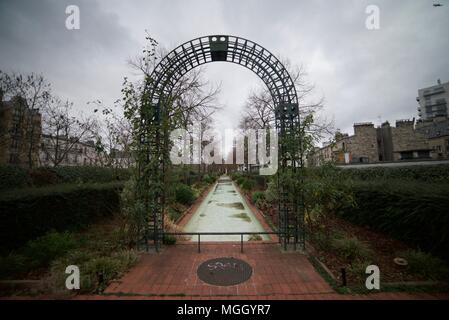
<box><xmin>94</xmin><ymin>242</ymin><xmax>448</xmax><ymax>300</ymax></box>
<box><xmin>3</xmin><ymin>243</ymin><xmax>448</xmax><ymax>300</ymax></box>
<box><xmin>103</xmin><ymin>242</ymin><xmax>332</xmax><ymax>297</ymax></box>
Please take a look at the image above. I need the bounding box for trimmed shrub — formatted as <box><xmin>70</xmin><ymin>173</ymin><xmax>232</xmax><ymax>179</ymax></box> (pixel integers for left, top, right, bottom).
<box><xmin>338</xmin><ymin>180</ymin><xmax>449</xmax><ymax>260</ymax></box>
<box><xmin>0</xmin><ymin>165</ymin><xmax>30</xmax><ymax>191</ymax></box>
<box><xmin>0</xmin><ymin>165</ymin><xmax>131</xmax><ymax>190</ymax></box>
<box><xmin>47</xmin><ymin>166</ymin><xmax>130</xmax><ymax>184</ymax></box>
<box><xmin>399</xmin><ymin>249</ymin><xmax>449</xmax><ymax>280</ymax></box>
<box><xmin>175</xmin><ymin>183</ymin><xmax>196</xmax><ymax>206</ymax></box>
<box><xmin>241</xmin><ymin>178</ymin><xmax>255</xmax><ymax>191</ymax></box>
<box><xmin>202</xmin><ymin>174</ymin><xmax>216</xmax><ymax>184</ymax></box>
<box><xmin>341</xmin><ymin>164</ymin><xmax>449</xmax><ymax>183</ymax></box>
<box><xmin>0</xmin><ymin>182</ymin><xmax>123</xmax><ymax>253</ymax></box>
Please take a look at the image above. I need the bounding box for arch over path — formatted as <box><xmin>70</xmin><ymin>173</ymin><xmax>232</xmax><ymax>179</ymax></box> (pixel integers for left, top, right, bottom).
<box><xmin>138</xmin><ymin>35</ymin><xmax>304</xmax><ymax>251</ymax></box>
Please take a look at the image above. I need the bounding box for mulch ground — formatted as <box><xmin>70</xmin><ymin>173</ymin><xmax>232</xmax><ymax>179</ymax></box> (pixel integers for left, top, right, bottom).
<box><xmin>310</xmin><ymin>216</ymin><xmax>429</xmax><ymax>286</ymax></box>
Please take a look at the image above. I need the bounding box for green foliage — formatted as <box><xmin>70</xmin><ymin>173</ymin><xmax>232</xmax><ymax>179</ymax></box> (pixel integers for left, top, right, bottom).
<box><xmin>0</xmin><ymin>231</ymin><xmax>77</xmax><ymax>279</ymax></box>
<box><xmin>175</xmin><ymin>183</ymin><xmax>196</xmax><ymax>206</ymax></box>
<box><xmin>0</xmin><ymin>253</ymin><xmax>28</xmax><ymax>279</ymax></box>
<box><xmin>0</xmin><ymin>165</ymin><xmax>130</xmax><ymax>190</ymax></box>
<box><xmin>49</xmin><ymin>249</ymin><xmax>137</xmax><ymax>293</ymax></box>
<box><xmin>0</xmin><ymin>165</ymin><xmax>30</xmax><ymax>191</ymax></box>
<box><xmin>332</xmin><ymin>237</ymin><xmax>373</xmax><ymax>265</ymax></box>
<box><xmin>236</xmin><ymin>176</ymin><xmax>245</xmax><ymax>186</ymax></box>
<box><xmin>162</xmin><ymin>234</ymin><xmax>177</xmax><ymax>245</ymax></box>
<box><xmin>252</xmin><ymin>191</ymin><xmax>266</xmax><ymax>209</ymax></box>
<box><xmin>338</xmin><ymin>180</ymin><xmax>449</xmax><ymax>260</ymax></box>
<box><xmin>120</xmin><ymin>178</ymin><xmax>147</xmax><ymax>245</ymax></box>
<box><xmin>341</xmin><ymin>164</ymin><xmax>449</xmax><ymax>183</ymax></box>
<box><xmin>0</xmin><ymin>182</ymin><xmax>123</xmax><ymax>253</ymax></box>
<box><xmin>22</xmin><ymin>231</ymin><xmax>77</xmax><ymax>269</ymax></box>
<box><xmin>47</xmin><ymin>166</ymin><xmax>131</xmax><ymax>184</ymax></box>
<box><xmin>202</xmin><ymin>174</ymin><xmax>216</xmax><ymax>184</ymax></box>
<box><xmin>399</xmin><ymin>249</ymin><xmax>449</xmax><ymax>281</ymax></box>
<box><xmin>240</xmin><ymin>178</ymin><xmax>255</xmax><ymax>191</ymax></box>
<box><xmin>252</xmin><ymin>191</ymin><xmax>265</xmax><ymax>204</ymax></box>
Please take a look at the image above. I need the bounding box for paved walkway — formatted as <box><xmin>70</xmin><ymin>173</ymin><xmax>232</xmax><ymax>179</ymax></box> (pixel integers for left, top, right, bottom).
<box><xmin>95</xmin><ymin>243</ymin><xmax>449</xmax><ymax>300</ymax></box>
<box><xmin>104</xmin><ymin>243</ymin><xmax>332</xmax><ymax>298</ymax></box>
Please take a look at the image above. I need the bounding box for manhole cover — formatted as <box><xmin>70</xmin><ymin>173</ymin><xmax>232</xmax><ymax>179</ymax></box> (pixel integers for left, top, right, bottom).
<box><xmin>197</xmin><ymin>257</ymin><xmax>252</xmax><ymax>286</ymax></box>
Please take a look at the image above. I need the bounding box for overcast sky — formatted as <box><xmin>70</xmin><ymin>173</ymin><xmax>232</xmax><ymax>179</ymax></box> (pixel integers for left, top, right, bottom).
<box><xmin>1</xmin><ymin>0</ymin><xmax>448</xmax><ymax>145</ymax></box>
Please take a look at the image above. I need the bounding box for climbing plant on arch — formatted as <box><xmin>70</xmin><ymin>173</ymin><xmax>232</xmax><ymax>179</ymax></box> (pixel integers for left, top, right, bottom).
<box><xmin>126</xmin><ymin>35</ymin><xmax>305</xmax><ymax>251</ymax></box>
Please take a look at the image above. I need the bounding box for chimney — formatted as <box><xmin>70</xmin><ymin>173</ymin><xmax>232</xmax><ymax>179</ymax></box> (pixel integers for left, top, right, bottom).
<box><xmin>438</xmin><ymin>79</ymin><xmax>441</xmax><ymax>85</ymax></box>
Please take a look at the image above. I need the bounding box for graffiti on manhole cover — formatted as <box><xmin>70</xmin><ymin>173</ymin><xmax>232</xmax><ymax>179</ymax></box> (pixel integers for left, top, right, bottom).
<box><xmin>197</xmin><ymin>257</ymin><xmax>252</xmax><ymax>286</ymax></box>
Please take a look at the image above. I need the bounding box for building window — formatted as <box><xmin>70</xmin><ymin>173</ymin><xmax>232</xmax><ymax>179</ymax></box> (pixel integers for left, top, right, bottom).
<box><xmin>400</xmin><ymin>151</ymin><xmax>413</xmax><ymax>160</ymax></box>
<box><xmin>417</xmin><ymin>151</ymin><xmax>430</xmax><ymax>159</ymax></box>
<box><xmin>359</xmin><ymin>157</ymin><xmax>369</xmax><ymax>163</ymax></box>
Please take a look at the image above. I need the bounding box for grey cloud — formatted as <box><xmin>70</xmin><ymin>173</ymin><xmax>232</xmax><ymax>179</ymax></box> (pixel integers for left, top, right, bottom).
<box><xmin>1</xmin><ymin>0</ymin><xmax>448</xmax><ymax>143</ymax></box>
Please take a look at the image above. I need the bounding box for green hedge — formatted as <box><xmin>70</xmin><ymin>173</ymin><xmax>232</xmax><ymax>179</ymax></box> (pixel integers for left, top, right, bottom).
<box><xmin>0</xmin><ymin>182</ymin><xmax>124</xmax><ymax>254</ymax></box>
<box><xmin>338</xmin><ymin>180</ymin><xmax>449</xmax><ymax>260</ymax></box>
<box><xmin>0</xmin><ymin>166</ymin><xmax>131</xmax><ymax>191</ymax></box>
<box><xmin>340</xmin><ymin>164</ymin><xmax>449</xmax><ymax>183</ymax></box>
<box><xmin>0</xmin><ymin>165</ymin><xmax>31</xmax><ymax>190</ymax></box>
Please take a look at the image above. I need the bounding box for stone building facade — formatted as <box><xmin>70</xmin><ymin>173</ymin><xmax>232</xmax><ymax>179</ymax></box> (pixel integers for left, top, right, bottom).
<box><xmin>308</xmin><ymin>118</ymin><xmax>440</xmax><ymax>166</ymax></box>
<box><xmin>0</xmin><ymin>94</ymin><xmax>42</xmax><ymax>167</ymax></box>
<box><xmin>416</xmin><ymin>116</ymin><xmax>449</xmax><ymax>159</ymax></box>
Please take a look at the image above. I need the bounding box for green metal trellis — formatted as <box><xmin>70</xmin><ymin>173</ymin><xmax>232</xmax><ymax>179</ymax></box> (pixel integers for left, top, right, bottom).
<box><xmin>138</xmin><ymin>35</ymin><xmax>304</xmax><ymax>251</ymax></box>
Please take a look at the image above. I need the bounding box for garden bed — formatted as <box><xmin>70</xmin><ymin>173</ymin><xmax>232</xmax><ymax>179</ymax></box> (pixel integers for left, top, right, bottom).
<box><xmin>308</xmin><ymin>216</ymin><xmax>449</xmax><ymax>290</ymax></box>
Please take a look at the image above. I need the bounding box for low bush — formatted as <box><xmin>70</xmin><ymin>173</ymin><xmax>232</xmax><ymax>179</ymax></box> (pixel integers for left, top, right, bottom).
<box><xmin>241</xmin><ymin>178</ymin><xmax>255</xmax><ymax>192</ymax></box>
<box><xmin>0</xmin><ymin>165</ymin><xmax>131</xmax><ymax>190</ymax></box>
<box><xmin>252</xmin><ymin>191</ymin><xmax>265</xmax><ymax>204</ymax></box>
<box><xmin>22</xmin><ymin>231</ymin><xmax>77</xmax><ymax>269</ymax></box>
<box><xmin>236</xmin><ymin>177</ymin><xmax>245</xmax><ymax>186</ymax></box>
<box><xmin>338</xmin><ymin>180</ymin><xmax>449</xmax><ymax>260</ymax></box>
<box><xmin>0</xmin><ymin>182</ymin><xmax>123</xmax><ymax>253</ymax></box>
<box><xmin>332</xmin><ymin>237</ymin><xmax>373</xmax><ymax>265</ymax></box>
<box><xmin>399</xmin><ymin>249</ymin><xmax>449</xmax><ymax>281</ymax></box>
<box><xmin>175</xmin><ymin>183</ymin><xmax>196</xmax><ymax>206</ymax></box>
<box><xmin>0</xmin><ymin>165</ymin><xmax>30</xmax><ymax>191</ymax></box>
<box><xmin>49</xmin><ymin>249</ymin><xmax>137</xmax><ymax>293</ymax></box>
<box><xmin>0</xmin><ymin>253</ymin><xmax>28</xmax><ymax>279</ymax></box>
<box><xmin>0</xmin><ymin>231</ymin><xmax>77</xmax><ymax>279</ymax></box>
<box><xmin>202</xmin><ymin>174</ymin><xmax>216</xmax><ymax>184</ymax></box>
<box><xmin>162</xmin><ymin>234</ymin><xmax>177</xmax><ymax>245</ymax></box>
<box><xmin>341</xmin><ymin>164</ymin><xmax>449</xmax><ymax>183</ymax></box>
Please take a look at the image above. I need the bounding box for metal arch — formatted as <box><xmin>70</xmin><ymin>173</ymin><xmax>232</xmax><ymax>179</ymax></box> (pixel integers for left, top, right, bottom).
<box><xmin>139</xmin><ymin>35</ymin><xmax>304</xmax><ymax>252</ymax></box>
<box><xmin>146</xmin><ymin>35</ymin><xmax>298</xmax><ymax>107</ymax></box>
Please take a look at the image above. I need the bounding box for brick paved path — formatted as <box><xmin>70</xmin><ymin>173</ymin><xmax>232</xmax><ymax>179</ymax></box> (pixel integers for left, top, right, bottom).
<box><xmin>97</xmin><ymin>242</ymin><xmax>448</xmax><ymax>300</ymax></box>
<box><xmin>104</xmin><ymin>242</ymin><xmax>331</xmax><ymax>298</ymax></box>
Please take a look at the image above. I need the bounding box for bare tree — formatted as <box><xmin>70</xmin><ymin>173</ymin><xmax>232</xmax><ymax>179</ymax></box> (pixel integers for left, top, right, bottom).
<box><xmin>88</xmin><ymin>100</ymin><xmax>133</xmax><ymax>168</ymax></box>
<box><xmin>41</xmin><ymin>98</ymin><xmax>96</xmax><ymax>167</ymax></box>
<box><xmin>240</xmin><ymin>59</ymin><xmax>333</xmax><ymax>145</ymax></box>
<box><xmin>127</xmin><ymin>32</ymin><xmax>221</xmax><ymax>131</ymax></box>
<box><xmin>0</xmin><ymin>71</ymin><xmax>51</xmax><ymax>168</ymax></box>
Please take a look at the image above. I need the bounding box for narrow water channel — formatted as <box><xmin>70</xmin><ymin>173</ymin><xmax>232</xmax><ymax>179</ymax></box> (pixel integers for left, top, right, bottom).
<box><xmin>183</xmin><ymin>176</ymin><xmax>269</xmax><ymax>241</ymax></box>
